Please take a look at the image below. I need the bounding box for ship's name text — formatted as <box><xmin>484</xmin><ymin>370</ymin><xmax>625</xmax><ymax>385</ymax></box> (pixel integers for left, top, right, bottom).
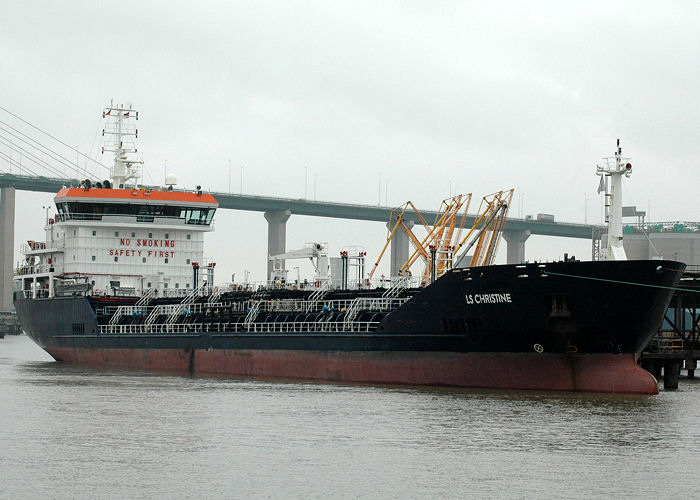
<box><xmin>465</xmin><ymin>293</ymin><xmax>512</xmax><ymax>304</ymax></box>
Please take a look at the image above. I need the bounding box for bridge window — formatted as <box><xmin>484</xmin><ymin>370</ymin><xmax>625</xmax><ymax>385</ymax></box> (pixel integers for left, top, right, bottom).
<box><xmin>59</xmin><ymin>202</ymin><xmax>215</xmax><ymax>225</ymax></box>
<box><xmin>184</xmin><ymin>208</ymin><xmax>215</xmax><ymax>225</ymax></box>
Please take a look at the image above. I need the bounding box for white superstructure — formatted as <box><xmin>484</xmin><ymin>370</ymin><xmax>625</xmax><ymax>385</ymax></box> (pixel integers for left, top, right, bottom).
<box><xmin>14</xmin><ymin>103</ymin><xmax>218</xmax><ymax>299</ymax></box>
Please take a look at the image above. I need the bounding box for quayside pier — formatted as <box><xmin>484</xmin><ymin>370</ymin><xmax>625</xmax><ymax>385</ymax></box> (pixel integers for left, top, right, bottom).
<box><xmin>641</xmin><ymin>267</ymin><xmax>700</xmax><ymax>389</ymax></box>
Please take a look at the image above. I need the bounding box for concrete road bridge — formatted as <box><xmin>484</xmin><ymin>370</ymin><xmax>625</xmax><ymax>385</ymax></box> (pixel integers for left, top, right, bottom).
<box><xmin>0</xmin><ymin>173</ymin><xmax>599</xmax><ymax>311</ymax></box>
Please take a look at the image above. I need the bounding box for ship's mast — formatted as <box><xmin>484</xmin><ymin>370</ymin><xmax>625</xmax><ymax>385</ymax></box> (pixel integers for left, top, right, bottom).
<box><xmin>597</xmin><ymin>139</ymin><xmax>632</xmax><ymax>260</ymax></box>
<box><xmin>102</xmin><ymin>100</ymin><xmax>142</xmax><ymax>188</ymax></box>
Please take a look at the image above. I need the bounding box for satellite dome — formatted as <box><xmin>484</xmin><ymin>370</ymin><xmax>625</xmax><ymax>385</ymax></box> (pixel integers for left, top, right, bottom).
<box><xmin>165</xmin><ymin>173</ymin><xmax>177</xmax><ymax>186</ymax></box>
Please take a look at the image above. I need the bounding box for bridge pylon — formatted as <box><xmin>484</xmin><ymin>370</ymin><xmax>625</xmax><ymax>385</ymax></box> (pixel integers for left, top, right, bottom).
<box><xmin>0</xmin><ymin>187</ymin><xmax>15</xmax><ymax>311</ymax></box>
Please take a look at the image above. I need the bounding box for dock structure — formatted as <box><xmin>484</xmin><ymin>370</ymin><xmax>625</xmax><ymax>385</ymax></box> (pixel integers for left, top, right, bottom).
<box><xmin>641</xmin><ymin>352</ymin><xmax>699</xmax><ymax>389</ymax></box>
<box><xmin>641</xmin><ymin>269</ymin><xmax>700</xmax><ymax>389</ymax></box>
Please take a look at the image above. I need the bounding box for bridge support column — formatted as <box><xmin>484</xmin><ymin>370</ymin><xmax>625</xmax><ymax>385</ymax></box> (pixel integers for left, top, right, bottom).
<box><xmin>264</xmin><ymin>210</ymin><xmax>291</xmax><ymax>281</ymax></box>
<box><xmin>0</xmin><ymin>187</ymin><xmax>15</xmax><ymax>311</ymax></box>
<box><xmin>503</xmin><ymin>229</ymin><xmax>530</xmax><ymax>264</ymax></box>
<box><xmin>389</xmin><ymin>220</ymin><xmax>414</xmax><ymax>277</ymax></box>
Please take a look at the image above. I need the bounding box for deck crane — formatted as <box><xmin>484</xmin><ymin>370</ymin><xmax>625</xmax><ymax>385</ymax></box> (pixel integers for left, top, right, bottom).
<box><xmin>367</xmin><ymin>201</ymin><xmax>429</xmax><ymax>280</ymax></box>
<box><xmin>268</xmin><ymin>242</ymin><xmax>330</xmax><ymax>284</ymax></box>
<box><xmin>453</xmin><ymin>189</ymin><xmax>514</xmax><ymax>268</ymax></box>
<box><xmin>368</xmin><ymin>194</ymin><xmax>472</xmax><ymax>283</ymax></box>
<box><xmin>369</xmin><ymin>189</ymin><xmax>514</xmax><ymax>285</ymax></box>
<box><xmin>397</xmin><ymin>194</ymin><xmax>472</xmax><ymax>284</ymax></box>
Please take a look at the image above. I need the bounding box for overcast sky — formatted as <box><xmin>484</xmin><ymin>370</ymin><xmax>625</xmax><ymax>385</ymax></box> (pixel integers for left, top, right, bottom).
<box><xmin>2</xmin><ymin>1</ymin><xmax>698</xmax><ymax>282</ymax></box>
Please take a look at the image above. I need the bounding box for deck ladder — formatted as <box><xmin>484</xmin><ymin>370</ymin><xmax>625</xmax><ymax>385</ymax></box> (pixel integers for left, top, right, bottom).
<box><xmin>243</xmin><ymin>300</ymin><xmax>263</xmax><ymax>326</ymax></box>
<box><xmin>166</xmin><ymin>287</ymin><xmax>201</xmax><ymax>324</ymax></box>
<box><xmin>208</xmin><ymin>286</ymin><xmax>223</xmax><ymax>304</ymax></box>
<box><xmin>305</xmin><ymin>280</ymin><xmax>333</xmax><ymax>312</ymax></box>
<box><xmin>382</xmin><ymin>276</ymin><xmax>411</xmax><ymax>299</ymax></box>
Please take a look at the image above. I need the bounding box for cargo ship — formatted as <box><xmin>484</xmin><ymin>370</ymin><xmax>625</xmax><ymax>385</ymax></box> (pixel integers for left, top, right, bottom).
<box><xmin>12</xmin><ymin>106</ymin><xmax>685</xmax><ymax>394</ymax></box>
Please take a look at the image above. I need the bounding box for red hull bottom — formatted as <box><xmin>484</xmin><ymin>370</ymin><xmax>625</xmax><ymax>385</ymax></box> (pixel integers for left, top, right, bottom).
<box><xmin>46</xmin><ymin>348</ymin><xmax>659</xmax><ymax>394</ymax></box>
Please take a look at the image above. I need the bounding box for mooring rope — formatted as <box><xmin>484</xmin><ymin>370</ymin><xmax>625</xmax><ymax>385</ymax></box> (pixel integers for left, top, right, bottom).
<box><xmin>545</xmin><ymin>270</ymin><xmax>700</xmax><ymax>294</ymax></box>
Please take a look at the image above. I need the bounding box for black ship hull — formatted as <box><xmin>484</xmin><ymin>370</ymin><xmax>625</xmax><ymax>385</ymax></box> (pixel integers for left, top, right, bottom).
<box><xmin>14</xmin><ymin>260</ymin><xmax>685</xmax><ymax>394</ymax></box>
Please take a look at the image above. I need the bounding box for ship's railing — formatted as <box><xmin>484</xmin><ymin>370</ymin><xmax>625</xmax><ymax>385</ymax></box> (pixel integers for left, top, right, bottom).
<box><xmin>98</xmin><ymin>297</ymin><xmax>407</xmax><ymax>320</ymax></box>
<box><xmin>14</xmin><ymin>264</ymin><xmax>55</xmax><ymax>276</ymax></box>
<box><xmin>21</xmin><ymin>240</ymin><xmax>65</xmax><ymax>254</ymax></box>
<box><xmin>20</xmin><ymin>289</ymin><xmax>51</xmax><ymax>299</ymax></box>
<box><xmin>237</xmin><ymin>297</ymin><xmax>409</xmax><ymax>314</ymax></box>
<box><xmin>155</xmin><ymin>288</ymin><xmax>192</xmax><ymax>299</ymax></box>
<box><xmin>213</xmin><ymin>276</ymin><xmax>420</xmax><ymax>294</ymax></box>
<box><xmin>109</xmin><ymin>304</ymin><xmax>139</xmax><ymax>325</ymax></box>
<box><xmin>99</xmin><ymin>320</ymin><xmax>381</xmax><ymax>335</ymax></box>
<box><xmin>99</xmin><ymin>300</ymin><xmax>249</xmax><ymax>319</ymax></box>
<box><xmin>157</xmin><ymin>287</ymin><xmax>220</xmax><ymax>299</ymax></box>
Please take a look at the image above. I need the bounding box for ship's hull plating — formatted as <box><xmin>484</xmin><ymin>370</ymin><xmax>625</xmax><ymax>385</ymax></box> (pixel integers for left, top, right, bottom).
<box><xmin>44</xmin><ymin>346</ymin><xmax>658</xmax><ymax>394</ymax></box>
<box><xmin>15</xmin><ymin>260</ymin><xmax>686</xmax><ymax>394</ymax></box>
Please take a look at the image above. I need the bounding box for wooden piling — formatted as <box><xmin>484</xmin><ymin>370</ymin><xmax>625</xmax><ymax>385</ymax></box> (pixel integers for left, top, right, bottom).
<box><xmin>686</xmin><ymin>359</ymin><xmax>696</xmax><ymax>379</ymax></box>
<box><xmin>663</xmin><ymin>360</ymin><xmax>680</xmax><ymax>389</ymax></box>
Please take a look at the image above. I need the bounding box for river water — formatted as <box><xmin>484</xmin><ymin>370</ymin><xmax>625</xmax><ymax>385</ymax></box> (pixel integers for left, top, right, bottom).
<box><xmin>1</xmin><ymin>334</ymin><xmax>698</xmax><ymax>499</ymax></box>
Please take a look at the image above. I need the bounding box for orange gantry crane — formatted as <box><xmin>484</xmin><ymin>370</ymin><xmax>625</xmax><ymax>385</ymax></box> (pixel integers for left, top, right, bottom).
<box><xmin>369</xmin><ymin>189</ymin><xmax>514</xmax><ymax>285</ymax></box>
